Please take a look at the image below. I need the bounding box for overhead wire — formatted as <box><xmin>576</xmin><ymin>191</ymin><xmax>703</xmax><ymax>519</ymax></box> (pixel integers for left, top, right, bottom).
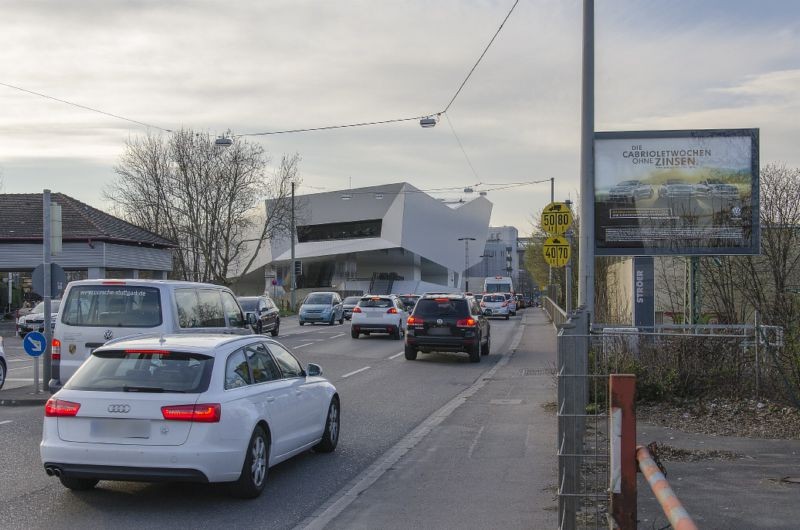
<box><xmin>0</xmin><ymin>81</ymin><xmax>172</xmax><ymax>132</ymax></box>
<box><xmin>444</xmin><ymin>113</ymin><xmax>481</xmax><ymax>182</ymax></box>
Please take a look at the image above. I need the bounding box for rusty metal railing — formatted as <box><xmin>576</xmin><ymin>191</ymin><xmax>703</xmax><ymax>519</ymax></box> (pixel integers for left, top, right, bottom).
<box><xmin>636</xmin><ymin>446</ymin><xmax>698</xmax><ymax>530</ymax></box>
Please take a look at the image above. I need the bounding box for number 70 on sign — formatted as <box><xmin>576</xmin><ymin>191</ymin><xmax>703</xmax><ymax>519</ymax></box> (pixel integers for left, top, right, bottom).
<box><xmin>542</xmin><ymin>236</ymin><xmax>571</xmax><ymax>267</ymax></box>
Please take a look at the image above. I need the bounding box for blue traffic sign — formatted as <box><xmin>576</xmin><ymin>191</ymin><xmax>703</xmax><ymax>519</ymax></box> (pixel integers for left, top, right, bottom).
<box><xmin>23</xmin><ymin>331</ymin><xmax>47</xmax><ymax>357</ymax></box>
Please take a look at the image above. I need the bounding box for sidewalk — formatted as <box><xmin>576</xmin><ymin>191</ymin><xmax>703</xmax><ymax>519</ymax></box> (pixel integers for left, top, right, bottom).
<box><xmin>301</xmin><ymin>309</ymin><xmax>558</xmax><ymax>530</ymax></box>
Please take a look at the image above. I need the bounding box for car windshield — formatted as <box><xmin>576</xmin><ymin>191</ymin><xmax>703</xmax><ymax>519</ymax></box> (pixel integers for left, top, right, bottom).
<box><xmin>359</xmin><ymin>297</ymin><xmax>393</xmax><ymax>308</ymax></box>
<box><xmin>65</xmin><ymin>350</ymin><xmax>214</xmax><ymax>393</ymax></box>
<box><xmin>305</xmin><ymin>294</ymin><xmax>333</xmax><ymax>305</ymax></box>
<box><xmin>61</xmin><ymin>286</ymin><xmax>162</xmax><ymax>327</ymax></box>
<box><xmin>238</xmin><ymin>298</ymin><xmax>259</xmax><ymax>311</ymax></box>
<box><xmin>414</xmin><ymin>298</ymin><xmax>469</xmax><ymax>319</ymax></box>
<box><xmin>30</xmin><ymin>300</ymin><xmax>60</xmax><ymax>314</ymax></box>
<box><xmin>484</xmin><ymin>295</ymin><xmax>505</xmax><ymax>303</ymax></box>
<box><xmin>343</xmin><ymin>297</ymin><xmax>361</xmax><ymax>305</ymax></box>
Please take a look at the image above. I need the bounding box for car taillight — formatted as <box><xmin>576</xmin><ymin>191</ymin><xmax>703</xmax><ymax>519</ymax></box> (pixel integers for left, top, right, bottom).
<box><xmin>161</xmin><ymin>403</ymin><xmax>221</xmax><ymax>423</ymax></box>
<box><xmin>387</xmin><ymin>307</ymin><xmax>398</xmax><ymax>314</ymax></box>
<box><xmin>52</xmin><ymin>338</ymin><xmax>61</xmax><ymax>360</ymax></box>
<box><xmin>457</xmin><ymin>318</ymin><xmax>477</xmax><ymax>327</ymax></box>
<box><xmin>407</xmin><ymin>316</ymin><xmax>423</xmax><ymax>326</ymax></box>
<box><xmin>45</xmin><ymin>398</ymin><xmax>80</xmax><ymax>417</ymax></box>
<box><xmin>480</xmin><ymin>302</ymin><xmax>485</xmax><ymax>307</ymax></box>
<box><xmin>352</xmin><ymin>307</ymin><xmax>362</xmax><ymax>313</ymax></box>
<box><xmin>502</xmin><ymin>302</ymin><xmax>508</xmax><ymax>307</ymax></box>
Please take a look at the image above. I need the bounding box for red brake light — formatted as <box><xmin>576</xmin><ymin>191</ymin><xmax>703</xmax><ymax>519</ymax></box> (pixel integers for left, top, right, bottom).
<box><xmin>52</xmin><ymin>338</ymin><xmax>61</xmax><ymax>360</ymax></box>
<box><xmin>352</xmin><ymin>307</ymin><xmax>362</xmax><ymax>313</ymax></box>
<box><xmin>387</xmin><ymin>307</ymin><xmax>398</xmax><ymax>314</ymax></box>
<box><xmin>125</xmin><ymin>349</ymin><xmax>170</xmax><ymax>356</ymax></box>
<box><xmin>434</xmin><ymin>298</ymin><xmax>449</xmax><ymax>302</ymax></box>
<box><xmin>407</xmin><ymin>316</ymin><xmax>423</xmax><ymax>326</ymax></box>
<box><xmin>45</xmin><ymin>398</ymin><xmax>80</xmax><ymax>417</ymax></box>
<box><xmin>457</xmin><ymin>318</ymin><xmax>477</xmax><ymax>327</ymax></box>
<box><xmin>161</xmin><ymin>403</ymin><xmax>221</xmax><ymax>423</ymax></box>
<box><xmin>102</xmin><ymin>280</ymin><xmax>126</xmax><ymax>285</ymax></box>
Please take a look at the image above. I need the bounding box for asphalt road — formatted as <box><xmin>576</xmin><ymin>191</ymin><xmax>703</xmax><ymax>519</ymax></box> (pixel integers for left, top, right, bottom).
<box><xmin>0</xmin><ymin>313</ymin><xmax>524</xmax><ymax>530</ymax></box>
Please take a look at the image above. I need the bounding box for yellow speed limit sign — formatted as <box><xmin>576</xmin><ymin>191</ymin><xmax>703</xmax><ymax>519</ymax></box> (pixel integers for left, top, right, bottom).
<box><xmin>541</xmin><ymin>202</ymin><xmax>573</xmax><ymax>235</ymax></box>
<box><xmin>543</xmin><ymin>236</ymin><xmax>571</xmax><ymax>267</ymax></box>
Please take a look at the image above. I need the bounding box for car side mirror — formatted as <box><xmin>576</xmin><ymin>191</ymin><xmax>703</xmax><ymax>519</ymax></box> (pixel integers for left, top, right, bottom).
<box><xmin>307</xmin><ymin>363</ymin><xmax>322</xmax><ymax>377</ymax></box>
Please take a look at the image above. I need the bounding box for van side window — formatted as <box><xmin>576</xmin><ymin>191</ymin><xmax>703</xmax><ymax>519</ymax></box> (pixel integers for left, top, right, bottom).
<box><xmin>197</xmin><ymin>289</ymin><xmax>226</xmax><ymax>327</ymax></box>
<box><xmin>175</xmin><ymin>289</ymin><xmax>201</xmax><ymax>328</ymax></box>
<box><xmin>222</xmin><ymin>291</ymin><xmax>246</xmax><ymax>328</ymax></box>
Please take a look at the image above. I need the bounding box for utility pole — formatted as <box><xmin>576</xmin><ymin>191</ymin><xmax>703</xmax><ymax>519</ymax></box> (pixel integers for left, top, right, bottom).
<box><xmin>459</xmin><ymin>237</ymin><xmax>476</xmax><ymax>292</ymax></box>
<box><xmin>290</xmin><ymin>181</ymin><xmax>296</xmax><ymax>311</ymax></box>
<box><xmin>549</xmin><ymin>177</ymin><xmax>554</xmax><ymax>286</ymax></box>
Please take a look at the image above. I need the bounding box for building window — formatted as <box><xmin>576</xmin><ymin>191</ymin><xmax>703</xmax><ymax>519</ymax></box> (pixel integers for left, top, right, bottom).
<box><xmin>297</xmin><ymin>219</ymin><xmax>382</xmax><ymax>243</ymax></box>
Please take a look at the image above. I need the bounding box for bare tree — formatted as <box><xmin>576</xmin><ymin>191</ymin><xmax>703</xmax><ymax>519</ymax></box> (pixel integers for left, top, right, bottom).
<box><xmin>106</xmin><ymin>129</ymin><xmax>299</xmax><ymax>285</ymax></box>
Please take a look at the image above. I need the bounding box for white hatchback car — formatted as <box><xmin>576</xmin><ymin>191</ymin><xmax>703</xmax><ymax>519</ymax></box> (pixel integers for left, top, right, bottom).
<box><xmin>350</xmin><ymin>295</ymin><xmax>407</xmax><ymax>339</ymax></box>
<box><xmin>480</xmin><ymin>293</ymin><xmax>510</xmax><ymax>320</ymax></box>
<box><xmin>41</xmin><ymin>334</ymin><xmax>339</xmax><ymax>498</ymax></box>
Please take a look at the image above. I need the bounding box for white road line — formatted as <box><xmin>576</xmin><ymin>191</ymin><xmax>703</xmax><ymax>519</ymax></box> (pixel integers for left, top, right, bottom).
<box><xmin>9</xmin><ymin>366</ymin><xmax>34</xmax><ymax>372</ymax></box>
<box><xmin>388</xmin><ymin>351</ymin><xmax>404</xmax><ymax>359</ymax></box>
<box><xmin>341</xmin><ymin>366</ymin><xmax>370</xmax><ymax>379</ymax></box>
<box><xmin>6</xmin><ymin>378</ymin><xmax>34</xmax><ymax>382</ymax></box>
<box><xmin>295</xmin><ymin>343</ymin><xmax>315</xmax><ymax>349</ymax></box>
<box><xmin>8</xmin><ymin>359</ymin><xmax>27</xmax><ymax>363</ymax></box>
<box><xmin>0</xmin><ymin>420</ymin><xmax>13</xmax><ymax>426</ymax></box>
<box><xmin>329</xmin><ymin>333</ymin><xmax>345</xmax><ymax>339</ymax></box>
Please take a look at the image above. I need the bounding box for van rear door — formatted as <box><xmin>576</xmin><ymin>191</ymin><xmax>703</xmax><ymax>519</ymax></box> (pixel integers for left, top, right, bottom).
<box><xmin>55</xmin><ymin>284</ymin><xmax>164</xmax><ymax>385</ymax></box>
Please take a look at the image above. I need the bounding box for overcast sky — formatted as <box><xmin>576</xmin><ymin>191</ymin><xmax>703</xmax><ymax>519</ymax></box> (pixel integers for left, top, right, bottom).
<box><xmin>1</xmin><ymin>0</ymin><xmax>799</xmax><ymax>231</ymax></box>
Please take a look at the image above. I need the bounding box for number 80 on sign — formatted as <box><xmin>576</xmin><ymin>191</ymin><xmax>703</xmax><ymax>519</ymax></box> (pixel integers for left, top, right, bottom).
<box><xmin>542</xmin><ymin>236</ymin><xmax>571</xmax><ymax>267</ymax></box>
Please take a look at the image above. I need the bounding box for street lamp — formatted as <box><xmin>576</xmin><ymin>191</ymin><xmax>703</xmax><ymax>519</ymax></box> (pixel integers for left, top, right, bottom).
<box><xmin>458</xmin><ymin>237</ymin><xmax>476</xmax><ymax>292</ymax></box>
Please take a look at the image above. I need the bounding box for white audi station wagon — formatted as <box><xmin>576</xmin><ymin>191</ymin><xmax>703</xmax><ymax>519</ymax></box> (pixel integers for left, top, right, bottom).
<box><xmin>41</xmin><ymin>334</ymin><xmax>340</xmax><ymax>498</ymax></box>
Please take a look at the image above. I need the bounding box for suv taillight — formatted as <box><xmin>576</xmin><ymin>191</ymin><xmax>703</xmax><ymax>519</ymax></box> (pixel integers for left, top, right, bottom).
<box><xmin>52</xmin><ymin>338</ymin><xmax>61</xmax><ymax>360</ymax></box>
<box><xmin>387</xmin><ymin>307</ymin><xmax>398</xmax><ymax>314</ymax></box>
<box><xmin>45</xmin><ymin>398</ymin><xmax>80</xmax><ymax>417</ymax></box>
<box><xmin>407</xmin><ymin>316</ymin><xmax>423</xmax><ymax>326</ymax></box>
<box><xmin>352</xmin><ymin>307</ymin><xmax>362</xmax><ymax>313</ymax></box>
<box><xmin>456</xmin><ymin>318</ymin><xmax>477</xmax><ymax>327</ymax></box>
<box><xmin>161</xmin><ymin>403</ymin><xmax>221</xmax><ymax>423</ymax></box>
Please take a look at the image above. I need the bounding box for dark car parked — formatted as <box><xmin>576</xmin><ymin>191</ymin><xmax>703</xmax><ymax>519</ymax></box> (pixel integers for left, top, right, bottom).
<box><xmin>341</xmin><ymin>296</ymin><xmax>361</xmax><ymax>320</ymax></box>
<box><xmin>237</xmin><ymin>295</ymin><xmax>280</xmax><ymax>336</ymax></box>
<box><xmin>404</xmin><ymin>294</ymin><xmax>490</xmax><ymax>363</ymax></box>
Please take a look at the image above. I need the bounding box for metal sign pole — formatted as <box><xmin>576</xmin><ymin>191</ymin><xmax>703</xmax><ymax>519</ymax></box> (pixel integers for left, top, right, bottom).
<box><xmin>578</xmin><ymin>0</ymin><xmax>595</xmax><ymax>317</ymax></box>
<box><xmin>42</xmin><ymin>190</ymin><xmax>53</xmax><ymax>393</ymax></box>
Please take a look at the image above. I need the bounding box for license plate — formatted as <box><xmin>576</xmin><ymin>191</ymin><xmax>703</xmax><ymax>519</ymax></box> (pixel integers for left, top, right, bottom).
<box><xmin>90</xmin><ymin>419</ymin><xmax>150</xmax><ymax>439</ymax></box>
<box><xmin>428</xmin><ymin>327</ymin><xmax>451</xmax><ymax>336</ymax></box>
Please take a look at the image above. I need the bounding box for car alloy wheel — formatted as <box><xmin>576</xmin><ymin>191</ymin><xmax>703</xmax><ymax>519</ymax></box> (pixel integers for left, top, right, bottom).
<box><xmin>230</xmin><ymin>426</ymin><xmax>269</xmax><ymax>498</ymax></box>
<box><xmin>314</xmin><ymin>398</ymin><xmax>340</xmax><ymax>453</ymax></box>
<box><xmin>0</xmin><ymin>360</ymin><xmax>5</xmax><ymax>390</ymax></box>
<box><xmin>251</xmin><ymin>434</ymin><xmax>267</xmax><ymax>487</ymax></box>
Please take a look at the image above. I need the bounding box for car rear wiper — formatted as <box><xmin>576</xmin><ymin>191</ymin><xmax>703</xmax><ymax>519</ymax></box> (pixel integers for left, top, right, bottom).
<box><xmin>123</xmin><ymin>385</ymin><xmax>165</xmax><ymax>393</ymax></box>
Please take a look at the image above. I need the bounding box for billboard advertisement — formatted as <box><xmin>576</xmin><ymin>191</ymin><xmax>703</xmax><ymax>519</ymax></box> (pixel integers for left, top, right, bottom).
<box><xmin>594</xmin><ymin>129</ymin><xmax>759</xmax><ymax>256</ymax></box>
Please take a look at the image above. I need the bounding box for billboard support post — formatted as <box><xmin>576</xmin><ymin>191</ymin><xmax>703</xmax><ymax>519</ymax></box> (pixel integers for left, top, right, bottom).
<box><xmin>578</xmin><ymin>0</ymin><xmax>595</xmax><ymax>317</ymax></box>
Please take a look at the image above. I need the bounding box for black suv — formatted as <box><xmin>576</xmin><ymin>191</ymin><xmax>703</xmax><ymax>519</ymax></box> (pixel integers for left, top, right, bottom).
<box><xmin>404</xmin><ymin>294</ymin><xmax>490</xmax><ymax>363</ymax></box>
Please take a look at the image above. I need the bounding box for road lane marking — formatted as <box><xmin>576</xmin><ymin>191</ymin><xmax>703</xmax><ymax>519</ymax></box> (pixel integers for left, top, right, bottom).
<box><xmin>8</xmin><ymin>359</ymin><xmax>27</xmax><ymax>363</ymax></box>
<box><xmin>329</xmin><ymin>333</ymin><xmax>345</xmax><ymax>339</ymax></box>
<box><xmin>388</xmin><ymin>351</ymin><xmax>404</xmax><ymax>359</ymax></box>
<box><xmin>9</xmin><ymin>366</ymin><xmax>34</xmax><ymax>372</ymax></box>
<box><xmin>0</xmin><ymin>420</ymin><xmax>13</xmax><ymax>426</ymax></box>
<box><xmin>295</xmin><ymin>343</ymin><xmax>314</xmax><ymax>349</ymax></box>
<box><xmin>6</xmin><ymin>378</ymin><xmax>34</xmax><ymax>382</ymax></box>
<box><xmin>341</xmin><ymin>366</ymin><xmax>370</xmax><ymax>379</ymax></box>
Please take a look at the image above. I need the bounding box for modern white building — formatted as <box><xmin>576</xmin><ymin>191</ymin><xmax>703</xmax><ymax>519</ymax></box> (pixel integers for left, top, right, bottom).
<box><xmin>264</xmin><ymin>182</ymin><xmax>493</xmax><ymax>296</ymax></box>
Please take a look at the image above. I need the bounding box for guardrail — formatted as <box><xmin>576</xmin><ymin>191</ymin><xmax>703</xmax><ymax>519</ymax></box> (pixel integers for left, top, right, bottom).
<box><xmin>636</xmin><ymin>445</ymin><xmax>698</xmax><ymax>530</ymax></box>
<box><xmin>543</xmin><ymin>296</ymin><xmax>568</xmax><ymax>329</ymax></box>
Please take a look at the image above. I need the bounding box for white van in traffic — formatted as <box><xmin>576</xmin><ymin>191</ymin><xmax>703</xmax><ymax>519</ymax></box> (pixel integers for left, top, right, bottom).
<box><xmin>50</xmin><ymin>279</ymin><xmax>253</xmax><ymax>391</ymax></box>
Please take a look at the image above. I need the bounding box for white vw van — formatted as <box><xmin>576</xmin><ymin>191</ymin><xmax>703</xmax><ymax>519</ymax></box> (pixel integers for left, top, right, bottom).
<box><xmin>50</xmin><ymin>279</ymin><xmax>253</xmax><ymax>391</ymax></box>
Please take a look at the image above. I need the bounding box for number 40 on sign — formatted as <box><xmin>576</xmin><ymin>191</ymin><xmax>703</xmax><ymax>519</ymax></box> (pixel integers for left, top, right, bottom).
<box><xmin>543</xmin><ymin>236</ymin><xmax>571</xmax><ymax>267</ymax></box>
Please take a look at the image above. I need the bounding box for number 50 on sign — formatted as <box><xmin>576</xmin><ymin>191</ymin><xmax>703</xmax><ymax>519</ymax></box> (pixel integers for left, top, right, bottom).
<box><xmin>543</xmin><ymin>236</ymin><xmax>571</xmax><ymax>267</ymax></box>
<box><xmin>541</xmin><ymin>202</ymin><xmax>573</xmax><ymax>235</ymax></box>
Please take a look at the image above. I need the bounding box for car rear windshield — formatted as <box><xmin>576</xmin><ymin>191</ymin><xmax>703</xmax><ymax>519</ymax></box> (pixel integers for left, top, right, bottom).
<box><xmin>359</xmin><ymin>297</ymin><xmax>393</xmax><ymax>308</ymax></box>
<box><xmin>238</xmin><ymin>298</ymin><xmax>259</xmax><ymax>311</ymax></box>
<box><xmin>305</xmin><ymin>294</ymin><xmax>333</xmax><ymax>305</ymax></box>
<box><xmin>483</xmin><ymin>294</ymin><xmax>505</xmax><ymax>303</ymax></box>
<box><xmin>64</xmin><ymin>350</ymin><xmax>214</xmax><ymax>393</ymax></box>
<box><xmin>61</xmin><ymin>286</ymin><xmax>162</xmax><ymax>328</ymax></box>
<box><xmin>343</xmin><ymin>297</ymin><xmax>361</xmax><ymax>304</ymax></box>
<box><xmin>413</xmin><ymin>298</ymin><xmax>469</xmax><ymax>318</ymax></box>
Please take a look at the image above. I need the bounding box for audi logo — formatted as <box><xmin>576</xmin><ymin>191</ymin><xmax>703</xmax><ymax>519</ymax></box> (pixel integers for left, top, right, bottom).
<box><xmin>107</xmin><ymin>404</ymin><xmax>131</xmax><ymax>413</ymax></box>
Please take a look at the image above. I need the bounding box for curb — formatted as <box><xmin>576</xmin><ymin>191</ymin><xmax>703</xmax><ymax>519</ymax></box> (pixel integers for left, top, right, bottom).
<box><xmin>0</xmin><ymin>390</ymin><xmax>49</xmax><ymax>407</ymax></box>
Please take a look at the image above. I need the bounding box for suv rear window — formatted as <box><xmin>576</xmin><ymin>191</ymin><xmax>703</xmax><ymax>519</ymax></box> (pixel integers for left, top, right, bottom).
<box><xmin>61</xmin><ymin>286</ymin><xmax>162</xmax><ymax>328</ymax></box>
<box><xmin>483</xmin><ymin>294</ymin><xmax>505</xmax><ymax>303</ymax></box>
<box><xmin>65</xmin><ymin>350</ymin><xmax>214</xmax><ymax>393</ymax></box>
<box><xmin>358</xmin><ymin>297</ymin><xmax>393</xmax><ymax>308</ymax></box>
<box><xmin>413</xmin><ymin>298</ymin><xmax>470</xmax><ymax>318</ymax></box>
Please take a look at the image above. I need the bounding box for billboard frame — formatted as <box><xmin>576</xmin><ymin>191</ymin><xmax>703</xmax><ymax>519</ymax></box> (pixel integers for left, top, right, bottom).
<box><xmin>594</xmin><ymin>128</ymin><xmax>760</xmax><ymax>257</ymax></box>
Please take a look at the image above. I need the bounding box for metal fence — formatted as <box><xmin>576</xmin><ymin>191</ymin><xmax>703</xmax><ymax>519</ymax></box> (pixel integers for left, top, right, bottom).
<box><xmin>543</xmin><ymin>296</ymin><xmax>569</xmax><ymax>329</ymax></box>
<box><xmin>557</xmin><ymin>318</ymin><xmax>791</xmax><ymax>529</ymax></box>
